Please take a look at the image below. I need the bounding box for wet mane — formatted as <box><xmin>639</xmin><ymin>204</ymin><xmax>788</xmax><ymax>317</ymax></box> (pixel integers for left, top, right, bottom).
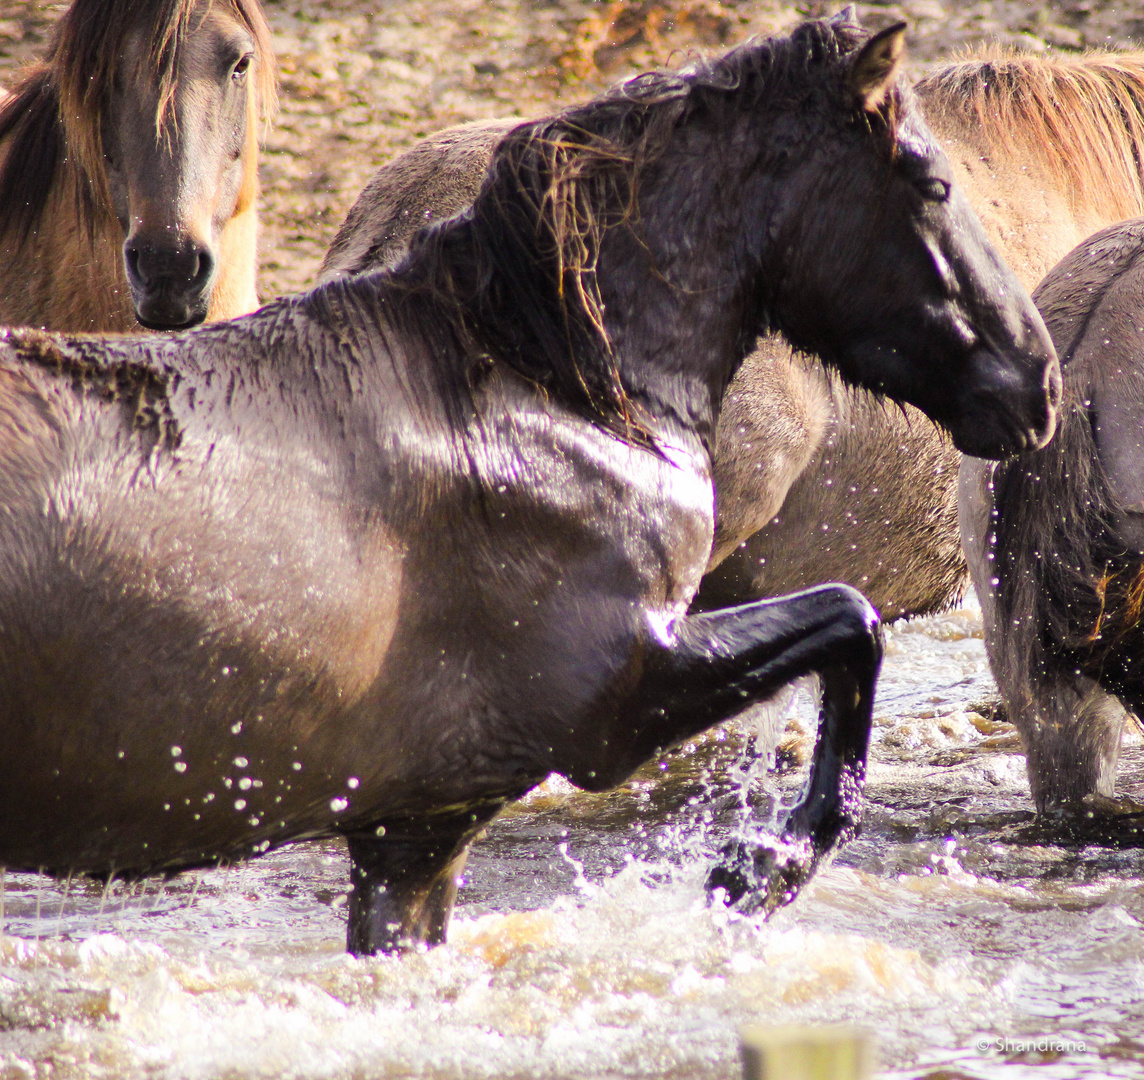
<box><xmin>918</xmin><ymin>49</ymin><xmax>1144</xmax><ymax>223</ymax></box>
<box><xmin>316</xmin><ymin>17</ymin><xmax>898</xmax><ymax>445</ymax></box>
<box><xmin>0</xmin><ymin>0</ymin><xmax>277</xmax><ymax>249</ymax></box>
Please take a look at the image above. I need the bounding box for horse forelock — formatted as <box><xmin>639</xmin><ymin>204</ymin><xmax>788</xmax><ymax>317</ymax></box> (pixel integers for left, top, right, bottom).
<box><xmin>0</xmin><ymin>0</ymin><xmax>276</xmax><ymax>250</ymax></box>
<box><xmin>918</xmin><ymin>49</ymin><xmax>1144</xmax><ymax>223</ymax></box>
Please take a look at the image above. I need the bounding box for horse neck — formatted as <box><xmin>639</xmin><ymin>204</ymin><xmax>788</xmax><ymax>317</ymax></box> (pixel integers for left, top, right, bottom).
<box><xmin>596</xmin><ymin>185</ymin><xmax>772</xmax><ymax>454</ymax></box>
<box><xmin>0</xmin><ymin>136</ymin><xmax>139</xmax><ymax>334</ymax></box>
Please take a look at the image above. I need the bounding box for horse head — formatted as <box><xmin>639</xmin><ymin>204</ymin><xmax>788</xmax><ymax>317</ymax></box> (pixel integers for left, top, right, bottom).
<box><xmin>92</xmin><ymin>0</ymin><xmax>272</xmax><ymax>330</ymax></box>
<box><xmin>753</xmin><ymin>19</ymin><xmax>1061</xmax><ymax>458</ymax></box>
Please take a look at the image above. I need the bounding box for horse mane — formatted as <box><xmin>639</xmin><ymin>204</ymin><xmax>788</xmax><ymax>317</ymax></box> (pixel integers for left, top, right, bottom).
<box><xmin>991</xmin><ymin>256</ymin><xmax>1144</xmax><ymax>708</ymax></box>
<box><xmin>314</xmin><ymin>16</ymin><xmax>892</xmax><ymax>447</ymax></box>
<box><xmin>0</xmin><ymin>0</ymin><xmax>277</xmax><ymax>250</ymax></box>
<box><xmin>917</xmin><ymin>49</ymin><xmax>1144</xmax><ymax>223</ymax></box>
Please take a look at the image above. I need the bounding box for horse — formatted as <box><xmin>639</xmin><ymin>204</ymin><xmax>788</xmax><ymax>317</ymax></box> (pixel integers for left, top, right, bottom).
<box><xmin>0</xmin><ymin>0</ymin><xmax>276</xmax><ymax>334</ymax></box>
<box><xmin>0</xmin><ymin>15</ymin><xmax>1058</xmax><ymax>956</ymax></box>
<box><xmin>319</xmin><ymin>48</ymin><xmax>1144</xmax><ymax>624</ymax></box>
<box><xmin>961</xmin><ymin>219</ymin><xmax>1144</xmax><ymax>814</ymax></box>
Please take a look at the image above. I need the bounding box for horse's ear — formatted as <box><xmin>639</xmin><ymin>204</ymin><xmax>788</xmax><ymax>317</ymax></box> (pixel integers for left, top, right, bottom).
<box><xmin>849</xmin><ymin>22</ymin><xmax>907</xmax><ymax>113</ymax></box>
<box><xmin>831</xmin><ymin>5</ymin><xmax>858</xmax><ymax>25</ymax></box>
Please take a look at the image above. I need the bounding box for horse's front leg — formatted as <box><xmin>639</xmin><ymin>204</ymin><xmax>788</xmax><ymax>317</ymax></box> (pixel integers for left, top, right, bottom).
<box><xmin>343</xmin><ymin>804</ymin><xmax>502</xmax><ymax>956</ymax></box>
<box><xmin>623</xmin><ymin>584</ymin><xmax>882</xmax><ymax>915</ymax></box>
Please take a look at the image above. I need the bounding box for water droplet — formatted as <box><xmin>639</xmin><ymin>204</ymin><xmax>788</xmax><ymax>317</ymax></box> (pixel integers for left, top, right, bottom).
<box><xmin>234</xmin><ymin>798</ymin><xmax>247</xmax><ymax>811</ymax></box>
<box><xmin>239</xmin><ymin>777</ymin><xmax>252</xmax><ymax>790</ymax></box>
<box><xmin>170</xmin><ymin>746</ymin><xmax>182</xmax><ymax>757</ymax></box>
<box><xmin>174</xmin><ymin>761</ymin><xmax>187</xmax><ymax>773</ymax></box>
<box><xmin>292</xmin><ymin>762</ymin><xmax>302</xmax><ymax>771</ymax></box>
<box><xmin>231</xmin><ymin>722</ymin><xmax>242</xmax><ymax>735</ymax></box>
<box><xmin>375</xmin><ymin>824</ymin><xmax>386</xmax><ymax>837</ymax></box>
<box><xmin>330</xmin><ymin>797</ymin><xmax>349</xmax><ymax>812</ymax></box>
<box><xmin>347</xmin><ymin>777</ymin><xmax>359</xmax><ymax>789</ymax></box>
<box><xmin>233</xmin><ymin>757</ymin><xmax>249</xmax><ymax>768</ymax></box>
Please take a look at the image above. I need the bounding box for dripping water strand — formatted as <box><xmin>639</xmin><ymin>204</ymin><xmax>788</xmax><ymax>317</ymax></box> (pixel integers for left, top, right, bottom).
<box><xmin>55</xmin><ymin>871</ymin><xmax>72</xmax><ymax>938</ymax></box>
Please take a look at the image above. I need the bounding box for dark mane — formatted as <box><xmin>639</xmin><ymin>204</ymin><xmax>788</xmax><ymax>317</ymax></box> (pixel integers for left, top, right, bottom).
<box><xmin>309</xmin><ymin>16</ymin><xmax>895</xmax><ymax>446</ymax></box>
<box><xmin>992</xmin><ymin>268</ymin><xmax>1144</xmax><ymax>704</ymax></box>
<box><xmin>0</xmin><ymin>0</ymin><xmax>277</xmax><ymax>250</ymax></box>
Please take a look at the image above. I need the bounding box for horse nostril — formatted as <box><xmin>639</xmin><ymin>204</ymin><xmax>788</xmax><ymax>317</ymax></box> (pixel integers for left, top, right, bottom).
<box><xmin>124</xmin><ymin>244</ymin><xmax>143</xmax><ymax>286</ymax></box>
<box><xmin>123</xmin><ymin>238</ymin><xmax>214</xmax><ymax>292</ymax></box>
<box><xmin>191</xmin><ymin>246</ymin><xmax>214</xmax><ymax>290</ymax></box>
<box><xmin>1045</xmin><ymin>361</ymin><xmax>1063</xmax><ymax>410</ymax></box>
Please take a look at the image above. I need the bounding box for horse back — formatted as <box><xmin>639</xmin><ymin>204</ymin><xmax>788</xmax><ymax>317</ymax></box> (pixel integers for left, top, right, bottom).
<box><xmin>318</xmin><ymin>119</ymin><xmax>515</xmax><ymax>282</ymax></box>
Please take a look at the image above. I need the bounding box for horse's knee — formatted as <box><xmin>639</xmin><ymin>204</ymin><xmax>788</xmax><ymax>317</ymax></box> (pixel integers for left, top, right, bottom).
<box><xmin>811</xmin><ymin>583</ymin><xmax>882</xmax><ymax>668</ymax></box>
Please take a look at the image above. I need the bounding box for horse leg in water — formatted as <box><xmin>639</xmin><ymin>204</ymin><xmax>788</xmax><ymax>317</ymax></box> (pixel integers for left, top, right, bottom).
<box><xmin>344</xmin><ymin>807</ymin><xmax>504</xmax><ymax>954</ymax></box>
<box><xmin>625</xmin><ymin>586</ymin><xmax>882</xmax><ymax>911</ymax></box>
<box><xmin>341</xmin><ymin>584</ymin><xmax>880</xmax><ymax>954</ymax></box>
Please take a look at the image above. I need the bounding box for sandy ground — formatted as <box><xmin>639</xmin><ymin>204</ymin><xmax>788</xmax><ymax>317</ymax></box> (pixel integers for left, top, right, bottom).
<box><xmin>2</xmin><ymin>0</ymin><xmax>1144</xmax><ymax>300</ymax></box>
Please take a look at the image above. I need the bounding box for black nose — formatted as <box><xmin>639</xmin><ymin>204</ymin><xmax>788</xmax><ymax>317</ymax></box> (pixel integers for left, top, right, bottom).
<box><xmin>123</xmin><ymin>235</ymin><xmax>215</xmax><ymax>330</ymax></box>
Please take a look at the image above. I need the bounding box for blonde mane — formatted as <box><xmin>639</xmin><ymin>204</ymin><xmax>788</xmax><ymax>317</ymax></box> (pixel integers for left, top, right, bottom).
<box><xmin>917</xmin><ymin>49</ymin><xmax>1144</xmax><ymax>223</ymax></box>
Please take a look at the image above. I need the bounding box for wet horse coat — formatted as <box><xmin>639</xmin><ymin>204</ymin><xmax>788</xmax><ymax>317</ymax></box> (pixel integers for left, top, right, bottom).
<box><xmin>320</xmin><ymin>49</ymin><xmax>1144</xmax><ymax>623</ymax></box>
<box><xmin>0</xmin><ymin>0</ymin><xmax>275</xmax><ymax>332</ymax></box>
<box><xmin>962</xmin><ymin>219</ymin><xmax>1144</xmax><ymax>811</ymax></box>
<box><xmin>0</xmin><ymin>19</ymin><xmax>1057</xmax><ymax>954</ymax></box>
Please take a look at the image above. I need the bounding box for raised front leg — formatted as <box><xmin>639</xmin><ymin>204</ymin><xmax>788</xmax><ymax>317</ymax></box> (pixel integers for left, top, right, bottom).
<box><xmin>344</xmin><ymin>805</ymin><xmax>502</xmax><ymax>956</ymax></box>
<box><xmin>624</xmin><ymin>584</ymin><xmax>882</xmax><ymax>914</ymax></box>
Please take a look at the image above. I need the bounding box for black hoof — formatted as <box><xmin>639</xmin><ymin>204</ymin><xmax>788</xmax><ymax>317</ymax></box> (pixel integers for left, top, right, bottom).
<box><xmin>705</xmin><ymin>836</ymin><xmax>815</xmax><ymax>917</ymax></box>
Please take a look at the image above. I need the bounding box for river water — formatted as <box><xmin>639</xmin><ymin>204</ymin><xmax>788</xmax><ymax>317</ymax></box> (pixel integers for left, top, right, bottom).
<box><xmin>3</xmin><ymin>596</ymin><xmax>1144</xmax><ymax>1080</ymax></box>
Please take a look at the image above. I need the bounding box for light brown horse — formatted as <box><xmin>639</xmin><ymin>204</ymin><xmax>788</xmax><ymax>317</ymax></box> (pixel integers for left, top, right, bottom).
<box><xmin>319</xmin><ymin>49</ymin><xmax>1144</xmax><ymax>624</ymax></box>
<box><xmin>0</xmin><ymin>0</ymin><xmax>276</xmax><ymax>333</ymax></box>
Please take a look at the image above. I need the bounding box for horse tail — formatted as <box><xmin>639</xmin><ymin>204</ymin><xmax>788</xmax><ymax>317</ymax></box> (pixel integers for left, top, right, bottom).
<box><xmin>991</xmin><ymin>372</ymin><xmax>1144</xmax><ymax>712</ymax></box>
<box><xmin>0</xmin><ymin>65</ymin><xmax>79</xmax><ymax>252</ymax></box>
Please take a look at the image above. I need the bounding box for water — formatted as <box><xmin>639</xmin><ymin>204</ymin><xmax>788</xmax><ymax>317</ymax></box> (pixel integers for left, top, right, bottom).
<box><xmin>4</xmin><ymin>596</ymin><xmax>1144</xmax><ymax>1079</ymax></box>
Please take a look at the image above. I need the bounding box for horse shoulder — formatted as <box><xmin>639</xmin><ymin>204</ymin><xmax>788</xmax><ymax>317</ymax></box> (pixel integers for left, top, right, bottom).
<box><xmin>1050</xmin><ymin>222</ymin><xmax>1144</xmax><ymax>537</ymax></box>
<box><xmin>318</xmin><ymin>119</ymin><xmax>513</xmax><ymax>282</ymax></box>
<box><xmin>709</xmin><ymin>341</ymin><xmax>831</xmax><ymax>567</ymax></box>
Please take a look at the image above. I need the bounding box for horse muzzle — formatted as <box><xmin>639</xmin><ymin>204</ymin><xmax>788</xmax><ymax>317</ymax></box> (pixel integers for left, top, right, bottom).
<box><xmin>947</xmin><ymin>342</ymin><xmax>1062</xmax><ymax>458</ymax></box>
<box><xmin>124</xmin><ymin>234</ymin><xmax>216</xmax><ymax>331</ymax></box>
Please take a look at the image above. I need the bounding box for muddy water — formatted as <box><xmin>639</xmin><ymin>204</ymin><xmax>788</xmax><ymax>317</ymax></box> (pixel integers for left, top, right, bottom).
<box><xmin>3</xmin><ymin>597</ymin><xmax>1144</xmax><ymax>1079</ymax></box>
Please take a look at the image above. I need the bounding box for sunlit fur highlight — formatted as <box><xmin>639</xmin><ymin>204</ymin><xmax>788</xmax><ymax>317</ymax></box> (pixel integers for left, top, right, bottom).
<box><xmin>919</xmin><ymin>49</ymin><xmax>1144</xmax><ymax>225</ymax></box>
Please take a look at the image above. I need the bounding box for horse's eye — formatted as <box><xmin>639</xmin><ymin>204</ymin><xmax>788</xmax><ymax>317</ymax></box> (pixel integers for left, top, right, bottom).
<box><xmin>915</xmin><ymin>176</ymin><xmax>951</xmax><ymax>202</ymax></box>
<box><xmin>231</xmin><ymin>53</ymin><xmax>252</xmax><ymax>81</ymax></box>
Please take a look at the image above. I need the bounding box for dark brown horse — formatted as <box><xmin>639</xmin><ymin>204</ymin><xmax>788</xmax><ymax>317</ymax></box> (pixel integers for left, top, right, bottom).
<box><xmin>0</xmin><ymin>17</ymin><xmax>1057</xmax><ymax>955</ymax></box>
<box><xmin>962</xmin><ymin>218</ymin><xmax>1144</xmax><ymax>813</ymax></box>
<box><xmin>321</xmin><ymin>47</ymin><xmax>1144</xmax><ymax>623</ymax></box>
<box><xmin>0</xmin><ymin>0</ymin><xmax>276</xmax><ymax>333</ymax></box>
